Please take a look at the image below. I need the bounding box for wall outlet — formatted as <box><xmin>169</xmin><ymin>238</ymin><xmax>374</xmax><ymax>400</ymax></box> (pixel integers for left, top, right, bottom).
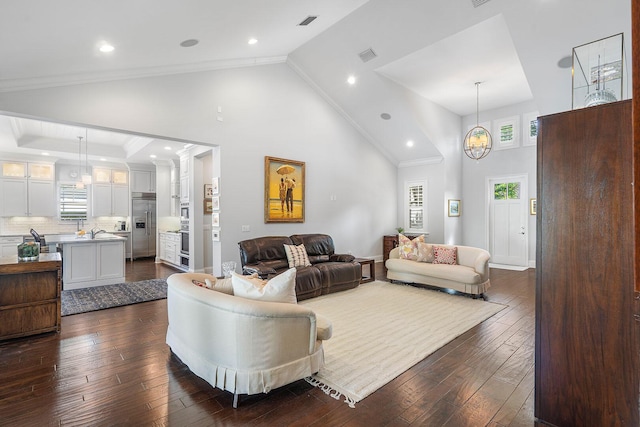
<box><xmin>241</xmin><ymin>225</ymin><xmax>250</xmax><ymax>232</ymax></box>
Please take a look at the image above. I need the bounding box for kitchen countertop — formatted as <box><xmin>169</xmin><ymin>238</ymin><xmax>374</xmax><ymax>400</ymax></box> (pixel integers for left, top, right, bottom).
<box><xmin>46</xmin><ymin>233</ymin><xmax>127</xmax><ymax>244</ymax></box>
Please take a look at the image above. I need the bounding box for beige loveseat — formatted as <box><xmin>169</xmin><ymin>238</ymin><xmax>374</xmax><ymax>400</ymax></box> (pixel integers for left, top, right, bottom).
<box><xmin>385</xmin><ymin>245</ymin><xmax>491</xmax><ymax>297</ymax></box>
<box><xmin>165</xmin><ymin>273</ymin><xmax>332</xmax><ymax>407</ymax></box>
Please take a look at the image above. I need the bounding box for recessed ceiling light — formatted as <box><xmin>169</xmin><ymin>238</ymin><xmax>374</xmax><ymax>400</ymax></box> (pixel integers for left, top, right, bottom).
<box><xmin>406</xmin><ymin>140</ymin><xmax>414</xmax><ymax>147</ymax></box>
<box><xmin>150</xmin><ymin>154</ymin><xmax>157</xmax><ymax>159</ymax></box>
<box><xmin>164</xmin><ymin>146</ymin><xmax>172</xmax><ymax>150</ymax></box>
<box><xmin>380</xmin><ymin>113</ymin><xmax>391</xmax><ymax>120</ymax></box>
<box><xmin>347</xmin><ymin>75</ymin><xmax>356</xmax><ymax>85</ymax></box>
<box><xmin>100</xmin><ymin>158</ymin><xmax>107</xmax><ymax>161</ymax></box>
<box><xmin>248</xmin><ymin>38</ymin><xmax>258</xmax><ymax>45</ymax></box>
<box><xmin>99</xmin><ymin>43</ymin><xmax>115</xmax><ymax>53</ymax></box>
<box><xmin>41</xmin><ymin>152</ymin><xmax>49</xmax><ymax>156</ymax></box>
<box><xmin>180</xmin><ymin>39</ymin><xmax>199</xmax><ymax>48</ymax></box>
<box><xmin>557</xmin><ymin>55</ymin><xmax>572</xmax><ymax>69</ymax></box>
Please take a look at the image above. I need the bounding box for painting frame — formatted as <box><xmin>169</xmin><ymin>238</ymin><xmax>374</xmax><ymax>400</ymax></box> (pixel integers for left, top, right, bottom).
<box><xmin>448</xmin><ymin>199</ymin><xmax>461</xmax><ymax>217</ymax></box>
<box><xmin>212</xmin><ymin>212</ymin><xmax>220</xmax><ymax>227</ymax></box>
<box><xmin>211</xmin><ymin>196</ymin><xmax>220</xmax><ymax>211</ymax></box>
<box><xmin>204</xmin><ymin>184</ymin><xmax>213</xmax><ymax>198</ymax></box>
<box><xmin>530</xmin><ymin>198</ymin><xmax>537</xmax><ymax>215</ymax></box>
<box><xmin>212</xmin><ymin>177</ymin><xmax>220</xmax><ymax>195</ymax></box>
<box><xmin>264</xmin><ymin>156</ymin><xmax>305</xmax><ymax>223</ymax></box>
<box><xmin>204</xmin><ymin>198</ymin><xmax>213</xmax><ymax>214</ymax></box>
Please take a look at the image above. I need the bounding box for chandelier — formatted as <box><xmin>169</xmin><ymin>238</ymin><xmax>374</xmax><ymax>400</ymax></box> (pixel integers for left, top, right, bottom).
<box><xmin>463</xmin><ymin>82</ymin><xmax>492</xmax><ymax>160</ymax></box>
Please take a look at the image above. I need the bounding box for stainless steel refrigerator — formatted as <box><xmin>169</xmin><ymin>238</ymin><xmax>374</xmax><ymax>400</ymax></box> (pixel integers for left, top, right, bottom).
<box><xmin>131</xmin><ymin>192</ymin><xmax>156</xmax><ymax>259</ymax></box>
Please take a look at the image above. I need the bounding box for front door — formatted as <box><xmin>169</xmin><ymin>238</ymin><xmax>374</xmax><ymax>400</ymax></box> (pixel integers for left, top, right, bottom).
<box><xmin>488</xmin><ymin>176</ymin><xmax>528</xmax><ymax>267</ymax></box>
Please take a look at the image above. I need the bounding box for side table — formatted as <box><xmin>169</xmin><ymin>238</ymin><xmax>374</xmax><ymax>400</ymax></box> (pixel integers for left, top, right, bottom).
<box><xmin>354</xmin><ymin>258</ymin><xmax>375</xmax><ymax>284</ymax></box>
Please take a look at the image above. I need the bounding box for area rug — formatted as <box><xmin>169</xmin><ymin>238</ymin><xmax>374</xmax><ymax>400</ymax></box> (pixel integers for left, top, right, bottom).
<box><xmin>300</xmin><ymin>281</ymin><xmax>506</xmax><ymax>407</ymax></box>
<box><xmin>61</xmin><ymin>279</ymin><xmax>167</xmax><ymax>316</ymax></box>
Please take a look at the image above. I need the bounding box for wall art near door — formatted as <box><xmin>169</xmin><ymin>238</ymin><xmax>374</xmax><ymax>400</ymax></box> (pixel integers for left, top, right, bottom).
<box><xmin>448</xmin><ymin>199</ymin><xmax>460</xmax><ymax>217</ymax></box>
<box><xmin>264</xmin><ymin>156</ymin><xmax>305</xmax><ymax>223</ymax></box>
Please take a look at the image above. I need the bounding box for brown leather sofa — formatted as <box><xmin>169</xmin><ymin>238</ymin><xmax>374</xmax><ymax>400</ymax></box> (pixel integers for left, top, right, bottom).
<box><xmin>238</xmin><ymin>234</ymin><xmax>361</xmax><ymax>301</ymax></box>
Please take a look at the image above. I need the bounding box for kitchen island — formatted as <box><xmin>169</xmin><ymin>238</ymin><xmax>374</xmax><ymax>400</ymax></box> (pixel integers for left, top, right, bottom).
<box><xmin>47</xmin><ymin>233</ymin><xmax>127</xmax><ymax>290</ymax></box>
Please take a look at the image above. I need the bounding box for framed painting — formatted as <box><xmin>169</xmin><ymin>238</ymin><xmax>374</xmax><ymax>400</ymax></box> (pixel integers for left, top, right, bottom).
<box><xmin>204</xmin><ymin>184</ymin><xmax>213</xmax><ymax>198</ymax></box>
<box><xmin>530</xmin><ymin>198</ymin><xmax>537</xmax><ymax>215</ymax></box>
<box><xmin>264</xmin><ymin>156</ymin><xmax>305</xmax><ymax>223</ymax></box>
<box><xmin>212</xmin><ymin>177</ymin><xmax>220</xmax><ymax>195</ymax></box>
<box><xmin>448</xmin><ymin>199</ymin><xmax>460</xmax><ymax>217</ymax></box>
<box><xmin>204</xmin><ymin>198</ymin><xmax>213</xmax><ymax>214</ymax></box>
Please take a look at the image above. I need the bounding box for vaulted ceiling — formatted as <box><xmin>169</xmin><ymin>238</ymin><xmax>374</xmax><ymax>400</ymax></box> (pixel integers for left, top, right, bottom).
<box><xmin>0</xmin><ymin>0</ymin><xmax>631</xmax><ymax>165</ymax></box>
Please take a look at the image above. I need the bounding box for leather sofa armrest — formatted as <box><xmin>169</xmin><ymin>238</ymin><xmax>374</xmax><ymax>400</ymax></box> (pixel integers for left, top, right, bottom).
<box><xmin>330</xmin><ymin>253</ymin><xmax>355</xmax><ymax>263</ymax></box>
<box><xmin>242</xmin><ymin>264</ymin><xmax>277</xmax><ymax>279</ymax></box>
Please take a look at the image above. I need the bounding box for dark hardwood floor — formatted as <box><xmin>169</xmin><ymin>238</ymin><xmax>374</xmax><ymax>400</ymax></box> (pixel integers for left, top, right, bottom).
<box><xmin>0</xmin><ymin>260</ymin><xmax>536</xmax><ymax>426</ymax></box>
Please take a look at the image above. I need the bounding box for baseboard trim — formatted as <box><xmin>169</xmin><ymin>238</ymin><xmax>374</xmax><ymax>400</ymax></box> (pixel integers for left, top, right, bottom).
<box><xmin>489</xmin><ymin>263</ymin><xmax>529</xmax><ymax>271</ymax></box>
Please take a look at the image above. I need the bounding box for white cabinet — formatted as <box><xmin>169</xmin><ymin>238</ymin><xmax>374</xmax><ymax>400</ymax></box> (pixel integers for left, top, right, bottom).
<box><xmin>112</xmin><ymin>232</ymin><xmax>131</xmax><ymax>259</ymax></box>
<box><xmin>93</xmin><ymin>183</ymin><xmax>129</xmax><ymax>217</ymax></box>
<box><xmin>180</xmin><ymin>175</ymin><xmax>189</xmax><ymax>204</ymax></box>
<box><xmin>180</xmin><ymin>155</ymin><xmax>189</xmax><ymax>177</ymax></box>
<box><xmin>92</xmin><ymin>169</ymin><xmax>128</xmax><ymax>217</ymax></box>
<box><xmin>131</xmin><ymin>170</ymin><xmax>155</xmax><ymax>193</ymax></box>
<box><xmin>61</xmin><ymin>240</ymin><xmax>125</xmax><ymax>290</ymax></box>
<box><xmin>93</xmin><ymin>168</ymin><xmax>128</xmax><ymax>185</ymax></box>
<box><xmin>1</xmin><ymin>161</ymin><xmax>55</xmax><ymax>217</ymax></box>
<box><xmin>159</xmin><ymin>232</ymin><xmax>181</xmax><ymax>267</ymax></box>
<box><xmin>0</xmin><ymin>236</ymin><xmax>23</xmax><ymax>257</ymax></box>
<box><xmin>170</xmin><ymin>164</ymin><xmax>180</xmax><ymax>217</ymax></box>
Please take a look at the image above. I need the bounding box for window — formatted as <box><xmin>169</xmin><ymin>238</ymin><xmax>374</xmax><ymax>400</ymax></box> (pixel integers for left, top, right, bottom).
<box><xmin>494</xmin><ymin>182</ymin><xmax>521</xmax><ymax>200</ymax></box>
<box><xmin>59</xmin><ymin>184</ymin><xmax>87</xmax><ymax>220</ymax></box>
<box><xmin>405</xmin><ymin>180</ymin><xmax>426</xmax><ymax>231</ymax></box>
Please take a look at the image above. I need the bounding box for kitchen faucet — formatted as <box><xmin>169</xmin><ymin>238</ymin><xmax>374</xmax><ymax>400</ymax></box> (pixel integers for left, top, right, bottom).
<box><xmin>90</xmin><ymin>227</ymin><xmax>106</xmax><ymax>239</ymax></box>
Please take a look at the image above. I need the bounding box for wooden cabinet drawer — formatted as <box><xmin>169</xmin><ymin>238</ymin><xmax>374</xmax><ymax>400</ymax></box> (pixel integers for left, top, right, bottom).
<box><xmin>0</xmin><ymin>302</ymin><xmax>58</xmax><ymax>339</ymax></box>
<box><xmin>0</xmin><ymin>271</ymin><xmax>57</xmax><ymax>305</ymax></box>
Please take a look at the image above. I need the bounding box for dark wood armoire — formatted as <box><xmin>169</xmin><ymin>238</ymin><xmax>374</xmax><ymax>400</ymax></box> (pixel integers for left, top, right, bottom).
<box><xmin>535</xmin><ymin>99</ymin><xmax>638</xmax><ymax>426</ymax></box>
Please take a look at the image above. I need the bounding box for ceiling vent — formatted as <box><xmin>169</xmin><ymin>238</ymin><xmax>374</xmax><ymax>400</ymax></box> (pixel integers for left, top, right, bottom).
<box><xmin>358</xmin><ymin>48</ymin><xmax>378</xmax><ymax>63</ymax></box>
<box><xmin>298</xmin><ymin>16</ymin><xmax>318</xmax><ymax>26</ymax></box>
<box><xmin>471</xmin><ymin>0</ymin><xmax>491</xmax><ymax>7</ymax></box>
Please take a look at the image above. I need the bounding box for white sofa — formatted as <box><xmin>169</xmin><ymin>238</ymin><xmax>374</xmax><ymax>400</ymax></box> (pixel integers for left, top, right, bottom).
<box><xmin>385</xmin><ymin>245</ymin><xmax>491</xmax><ymax>297</ymax></box>
<box><xmin>165</xmin><ymin>273</ymin><xmax>332</xmax><ymax>407</ymax></box>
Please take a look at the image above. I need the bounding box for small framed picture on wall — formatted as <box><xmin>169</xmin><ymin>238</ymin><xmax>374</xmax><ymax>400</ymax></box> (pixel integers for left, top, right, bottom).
<box><xmin>448</xmin><ymin>199</ymin><xmax>460</xmax><ymax>217</ymax></box>
<box><xmin>212</xmin><ymin>229</ymin><xmax>220</xmax><ymax>241</ymax></box>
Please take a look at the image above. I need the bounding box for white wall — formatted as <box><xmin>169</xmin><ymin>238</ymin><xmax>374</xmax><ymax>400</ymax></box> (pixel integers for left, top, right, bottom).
<box><xmin>0</xmin><ymin>63</ymin><xmax>397</xmax><ymax>267</ymax></box>
<box><xmin>461</xmin><ymin>100</ymin><xmax>538</xmax><ymax>266</ymax></box>
<box><xmin>396</xmin><ymin>88</ymin><xmax>463</xmax><ymax>245</ymax></box>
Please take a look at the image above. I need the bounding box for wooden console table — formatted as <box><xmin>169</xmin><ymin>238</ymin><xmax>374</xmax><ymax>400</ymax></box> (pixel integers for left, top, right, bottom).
<box><xmin>0</xmin><ymin>252</ymin><xmax>62</xmax><ymax>341</ymax></box>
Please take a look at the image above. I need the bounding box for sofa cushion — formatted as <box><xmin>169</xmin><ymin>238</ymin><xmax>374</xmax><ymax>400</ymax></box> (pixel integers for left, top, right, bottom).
<box><xmin>416</xmin><ymin>243</ymin><xmax>434</xmax><ymax>263</ymax></box>
<box><xmin>433</xmin><ymin>246</ymin><xmax>458</xmax><ymax>265</ymax></box>
<box><xmin>193</xmin><ymin>278</ymin><xmax>234</xmax><ymax>295</ymax></box>
<box><xmin>238</xmin><ymin>236</ymin><xmax>293</xmax><ymax>266</ymax></box>
<box><xmin>398</xmin><ymin>233</ymin><xmax>425</xmax><ymax>260</ymax></box>
<box><xmin>314</xmin><ymin>262</ymin><xmax>361</xmax><ymax>293</ymax></box>
<box><xmin>231</xmin><ymin>268</ymin><xmax>297</xmax><ymax>304</ymax></box>
<box><xmin>386</xmin><ymin>258</ymin><xmax>482</xmax><ymax>284</ymax></box>
<box><xmin>206</xmin><ymin>277</ymin><xmax>234</xmax><ymax>295</ymax></box>
<box><xmin>290</xmin><ymin>234</ymin><xmax>335</xmax><ymax>262</ymax></box>
<box><xmin>284</xmin><ymin>243</ymin><xmax>312</xmax><ymax>268</ymax></box>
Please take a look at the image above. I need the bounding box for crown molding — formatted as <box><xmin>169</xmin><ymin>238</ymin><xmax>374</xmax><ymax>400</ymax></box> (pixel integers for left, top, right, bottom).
<box><xmin>398</xmin><ymin>156</ymin><xmax>444</xmax><ymax>168</ymax></box>
<box><xmin>0</xmin><ymin>56</ymin><xmax>288</xmax><ymax>93</ymax></box>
